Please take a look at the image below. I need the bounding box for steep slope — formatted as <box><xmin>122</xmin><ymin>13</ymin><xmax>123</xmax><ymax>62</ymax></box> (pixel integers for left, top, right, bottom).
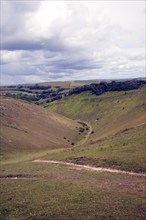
<box><xmin>0</xmin><ymin>97</ymin><xmax>80</xmax><ymax>153</ymax></box>
<box><xmin>44</xmin><ymin>86</ymin><xmax>145</xmax><ymax>172</ymax></box>
<box><xmin>47</xmin><ymin>86</ymin><xmax>145</xmax><ymax>142</ymax></box>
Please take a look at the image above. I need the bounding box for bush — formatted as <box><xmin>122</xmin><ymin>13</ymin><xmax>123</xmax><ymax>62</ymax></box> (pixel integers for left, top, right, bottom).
<box><xmin>79</xmin><ymin>127</ymin><xmax>84</xmax><ymax>132</ymax></box>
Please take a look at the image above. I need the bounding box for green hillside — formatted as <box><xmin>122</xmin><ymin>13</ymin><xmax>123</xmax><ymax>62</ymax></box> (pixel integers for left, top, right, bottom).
<box><xmin>44</xmin><ymin>86</ymin><xmax>146</xmax><ymax>172</ymax></box>
<box><xmin>0</xmin><ymin>84</ymin><xmax>145</xmax><ymax>220</ymax></box>
<box><xmin>47</xmin><ymin>86</ymin><xmax>145</xmax><ymax>135</ymax></box>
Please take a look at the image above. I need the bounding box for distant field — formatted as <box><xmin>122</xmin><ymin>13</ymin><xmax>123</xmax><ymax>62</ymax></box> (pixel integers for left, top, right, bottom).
<box><xmin>0</xmin><ymin>79</ymin><xmax>102</xmax><ymax>91</ymax></box>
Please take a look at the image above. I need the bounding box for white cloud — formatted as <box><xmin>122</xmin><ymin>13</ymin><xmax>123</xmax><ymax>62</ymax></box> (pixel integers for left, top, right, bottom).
<box><xmin>1</xmin><ymin>0</ymin><xmax>145</xmax><ymax>85</ymax></box>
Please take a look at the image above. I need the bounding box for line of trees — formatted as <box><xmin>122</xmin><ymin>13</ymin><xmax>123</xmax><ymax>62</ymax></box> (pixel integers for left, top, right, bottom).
<box><xmin>5</xmin><ymin>80</ymin><xmax>146</xmax><ymax>104</ymax></box>
<box><xmin>68</xmin><ymin>80</ymin><xmax>146</xmax><ymax>96</ymax></box>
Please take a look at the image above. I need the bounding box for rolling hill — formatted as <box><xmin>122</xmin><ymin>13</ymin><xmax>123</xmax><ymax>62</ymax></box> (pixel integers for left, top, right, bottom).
<box><xmin>45</xmin><ymin>86</ymin><xmax>146</xmax><ymax>172</ymax></box>
<box><xmin>0</xmin><ymin>82</ymin><xmax>146</xmax><ymax>220</ymax></box>
<box><xmin>47</xmin><ymin>86</ymin><xmax>145</xmax><ymax>142</ymax></box>
<box><xmin>0</xmin><ymin>97</ymin><xmax>80</xmax><ymax>154</ymax></box>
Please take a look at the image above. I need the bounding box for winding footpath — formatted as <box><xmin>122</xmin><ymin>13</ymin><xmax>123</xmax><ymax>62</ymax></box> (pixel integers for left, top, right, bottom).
<box><xmin>60</xmin><ymin>120</ymin><xmax>146</xmax><ymax>177</ymax></box>
<box><xmin>77</xmin><ymin>120</ymin><xmax>92</xmax><ymax>145</ymax></box>
<box><xmin>33</xmin><ymin>159</ymin><xmax>146</xmax><ymax>177</ymax></box>
<box><xmin>2</xmin><ymin>121</ymin><xmax>146</xmax><ymax>179</ymax></box>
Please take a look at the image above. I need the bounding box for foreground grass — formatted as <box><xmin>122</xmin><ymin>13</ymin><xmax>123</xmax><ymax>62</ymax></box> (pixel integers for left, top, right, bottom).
<box><xmin>1</xmin><ymin>162</ymin><xmax>146</xmax><ymax>220</ymax></box>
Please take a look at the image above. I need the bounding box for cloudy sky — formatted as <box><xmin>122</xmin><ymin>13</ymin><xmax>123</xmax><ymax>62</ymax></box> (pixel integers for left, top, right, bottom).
<box><xmin>1</xmin><ymin>0</ymin><xmax>145</xmax><ymax>85</ymax></box>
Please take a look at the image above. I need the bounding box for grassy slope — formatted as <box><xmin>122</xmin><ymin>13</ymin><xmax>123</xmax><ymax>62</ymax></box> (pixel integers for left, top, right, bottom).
<box><xmin>45</xmin><ymin>86</ymin><xmax>146</xmax><ymax>172</ymax></box>
<box><xmin>0</xmin><ymin>97</ymin><xmax>80</xmax><ymax>155</ymax></box>
<box><xmin>0</xmin><ymin>87</ymin><xmax>146</xmax><ymax>220</ymax></box>
<box><xmin>42</xmin><ymin>124</ymin><xmax>145</xmax><ymax>172</ymax></box>
<box><xmin>47</xmin><ymin>87</ymin><xmax>145</xmax><ymax>134</ymax></box>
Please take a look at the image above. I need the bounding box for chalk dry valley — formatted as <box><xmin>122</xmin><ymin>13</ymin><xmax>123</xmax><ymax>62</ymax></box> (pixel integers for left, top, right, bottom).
<box><xmin>0</xmin><ymin>79</ymin><xmax>146</xmax><ymax>220</ymax></box>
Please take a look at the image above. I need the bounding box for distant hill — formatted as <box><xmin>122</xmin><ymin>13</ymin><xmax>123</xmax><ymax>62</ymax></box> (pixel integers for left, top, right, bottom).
<box><xmin>1</xmin><ymin>79</ymin><xmax>145</xmax><ymax>107</ymax></box>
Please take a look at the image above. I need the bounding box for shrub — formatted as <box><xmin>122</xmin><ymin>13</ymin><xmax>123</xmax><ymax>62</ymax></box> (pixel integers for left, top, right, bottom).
<box><xmin>79</xmin><ymin>127</ymin><xmax>84</xmax><ymax>132</ymax></box>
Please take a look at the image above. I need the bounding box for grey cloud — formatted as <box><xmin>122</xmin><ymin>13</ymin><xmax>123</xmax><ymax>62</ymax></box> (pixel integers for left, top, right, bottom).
<box><xmin>1</xmin><ymin>39</ymin><xmax>42</xmax><ymax>51</ymax></box>
<box><xmin>51</xmin><ymin>59</ymin><xmax>103</xmax><ymax>71</ymax></box>
<box><xmin>1</xmin><ymin>1</ymin><xmax>40</xmax><ymax>36</ymax></box>
<box><xmin>1</xmin><ymin>1</ymin><xmax>145</xmax><ymax>85</ymax></box>
<box><xmin>1</xmin><ymin>36</ymin><xmax>68</xmax><ymax>52</ymax></box>
<box><xmin>129</xmin><ymin>54</ymin><xmax>145</xmax><ymax>61</ymax></box>
<box><xmin>7</xmin><ymin>1</ymin><xmax>40</xmax><ymax>12</ymax></box>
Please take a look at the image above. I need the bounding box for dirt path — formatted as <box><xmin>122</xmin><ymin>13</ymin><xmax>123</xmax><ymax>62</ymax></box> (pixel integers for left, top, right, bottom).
<box><xmin>135</xmin><ymin>122</ymin><xmax>145</xmax><ymax>128</ymax></box>
<box><xmin>0</xmin><ymin>175</ymin><xmax>36</xmax><ymax>180</ymax></box>
<box><xmin>33</xmin><ymin>159</ymin><xmax>146</xmax><ymax>177</ymax></box>
<box><xmin>77</xmin><ymin>120</ymin><xmax>92</xmax><ymax>145</ymax></box>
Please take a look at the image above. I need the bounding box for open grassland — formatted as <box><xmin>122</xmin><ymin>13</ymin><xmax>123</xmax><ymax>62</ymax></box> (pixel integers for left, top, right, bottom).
<box><xmin>0</xmin><ymin>85</ymin><xmax>146</xmax><ymax>219</ymax></box>
<box><xmin>0</xmin><ymin>149</ymin><xmax>66</xmax><ymax>165</ymax></box>
<box><xmin>47</xmin><ymin>87</ymin><xmax>145</xmax><ymax>140</ymax></box>
<box><xmin>0</xmin><ymin>97</ymin><xmax>81</xmax><ymax>155</ymax></box>
<box><xmin>1</xmin><ymin>161</ymin><xmax>146</xmax><ymax>220</ymax></box>
<box><xmin>44</xmin><ymin>87</ymin><xmax>146</xmax><ymax>172</ymax></box>
<box><xmin>43</xmin><ymin>124</ymin><xmax>145</xmax><ymax>173</ymax></box>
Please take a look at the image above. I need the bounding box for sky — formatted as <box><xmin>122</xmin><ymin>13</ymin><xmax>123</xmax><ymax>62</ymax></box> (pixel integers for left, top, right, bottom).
<box><xmin>0</xmin><ymin>0</ymin><xmax>145</xmax><ymax>85</ymax></box>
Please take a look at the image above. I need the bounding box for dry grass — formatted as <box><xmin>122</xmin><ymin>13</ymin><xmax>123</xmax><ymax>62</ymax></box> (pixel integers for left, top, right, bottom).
<box><xmin>0</xmin><ymin>97</ymin><xmax>80</xmax><ymax>153</ymax></box>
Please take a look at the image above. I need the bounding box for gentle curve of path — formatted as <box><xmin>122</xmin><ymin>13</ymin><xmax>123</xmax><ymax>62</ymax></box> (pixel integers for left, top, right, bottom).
<box><xmin>33</xmin><ymin>159</ymin><xmax>146</xmax><ymax>177</ymax></box>
<box><xmin>77</xmin><ymin>120</ymin><xmax>92</xmax><ymax>145</ymax></box>
<box><xmin>135</xmin><ymin>122</ymin><xmax>145</xmax><ymax>128</ymax></box>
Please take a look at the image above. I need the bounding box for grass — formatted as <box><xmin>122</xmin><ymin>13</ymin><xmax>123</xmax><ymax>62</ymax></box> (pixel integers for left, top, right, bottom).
<box><xmin>0</xmin><ymin>96</ymin><xmax>81</xmax><ymax>154</ymax></box>
<box><xmin>0</xmin><ymin>148</ymin><xmax>66</xmax><ymax>164</ymax></box>
<box><xmin>43</xmin><ymin>87</ymin><xmax>146</xmax><ymax>173</ymax></box>
<box><xmin>1</xmin><ymin>86</ymin><xmax>146</xmax><ymax>219</ymax></box>
<box><xmin>47</xmin><ymin>92</ymin><xmax>98</xmax><ymax>120</ymax></box>
<box><xmin>1</xmin><ymin>161</ymin><xmax>146</xmax><ymax>220</ymax></box>
<box><xmin>42</xmin><ymin>124</ymin><xmax>145</xmax><ymax>173</ymax></box>
<box><xmin>47</xmin><ymin>87</ymin><xmax>145</xmax><ymax>142</ymax></box>
<box><xmin>47</xmin><ymin>87</ymin><xmax>145</xmax><ymax>122</ymax></box>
